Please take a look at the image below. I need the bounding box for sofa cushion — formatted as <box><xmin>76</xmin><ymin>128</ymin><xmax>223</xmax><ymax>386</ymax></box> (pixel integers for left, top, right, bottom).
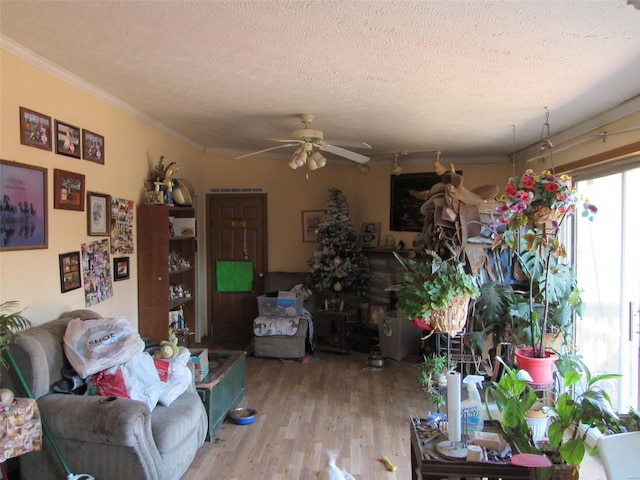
<box><xmin>150</xmin><ymin>390</ymin><xmax>206</xmax><ymax>453</ymax></box>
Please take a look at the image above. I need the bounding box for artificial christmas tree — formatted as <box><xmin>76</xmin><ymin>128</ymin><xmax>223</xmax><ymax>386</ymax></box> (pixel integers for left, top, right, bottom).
<box><xmin>306</xmin><ymin>187</ymin><xmax>370</xmax><ymax>309</ymax></box>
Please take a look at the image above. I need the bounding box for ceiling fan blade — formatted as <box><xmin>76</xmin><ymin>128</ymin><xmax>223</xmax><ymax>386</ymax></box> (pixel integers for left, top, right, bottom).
<box><xmin>266</xmin><ymin>138</ymin><xmax>304</xmax><ymax>144</ymax></box>
<box><xmin>320</xmin><ymin>143</ymin><xmax>370</xmax><ymax>164</ymax></box>
<box><xmin>235</xmin><ymin>143</ymin><xmax>299</xmax><ymax>159</ymax></box>
<box><xmin>324</xmin><ymin>140</ymin><xmax>372</xmax><ymax>150</ymax></box>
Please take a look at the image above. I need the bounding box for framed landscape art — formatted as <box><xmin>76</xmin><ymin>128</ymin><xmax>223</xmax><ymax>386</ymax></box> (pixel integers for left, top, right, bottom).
<box><xmin>0</xmin><ymin>160</ymin><xmax>48</xmax><ymax>251</ymax></box>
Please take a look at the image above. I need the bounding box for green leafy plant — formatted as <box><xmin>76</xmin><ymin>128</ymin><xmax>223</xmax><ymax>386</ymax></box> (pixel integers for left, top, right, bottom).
<box><xmin>0</xmin><ymin>301</ymin><xmax>30</xmax><ymax>367</ymax></box>
<box><xmin>388</xmin><ymin>249</ymin><xmax>479</xmax><ymax>324</ymax></box>
<box><xmin>486</xmin><ymin>354</ymin><xmax>627</xmax><ymax>466</ymax></box>
<box><xmin>416</xmin><ymin>354</ymin><xmax>457</xmax><ymax>412</ymax></box>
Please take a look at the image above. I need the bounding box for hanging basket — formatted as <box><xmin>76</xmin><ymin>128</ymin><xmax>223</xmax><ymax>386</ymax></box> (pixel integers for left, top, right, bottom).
<box><xmin>426</xmin><ymin>295</ymin><xmax>471</xmax><ymax>336</ymax></box>
<box><xmin>529</xmin><ymin>204</ymin><xmax>557</xmax><ymax>224</ymax></box>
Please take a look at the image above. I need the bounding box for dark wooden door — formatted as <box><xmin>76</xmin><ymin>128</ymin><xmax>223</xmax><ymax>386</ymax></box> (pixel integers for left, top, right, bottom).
<box><xmin>206</xmin><ymin>194</ymin><xmax>267</xmax><ymax>343</ymax></box>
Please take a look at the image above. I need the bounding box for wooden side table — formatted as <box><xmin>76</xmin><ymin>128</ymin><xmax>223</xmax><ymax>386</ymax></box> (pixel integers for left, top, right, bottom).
<box><xmin>195</xmin><ymin>351</ymin><xmax>246</xmax><ymax>441</ymax></box>
<box><xmin>314</xmin><ymin>308</ymin><xmax>358</xmax><ymax>353</ymax></box>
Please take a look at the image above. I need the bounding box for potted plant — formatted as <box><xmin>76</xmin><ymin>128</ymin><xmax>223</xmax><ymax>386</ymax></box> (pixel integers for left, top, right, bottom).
<box><xmin>494</xmin><ymin>170</ymin><xmax>596</xmax><ymax>384</ymax></box>
<box><xmin>486</xmin><ymin>354</ymin><xmax>629</xmax><ymax>473</ymax></box>
<box><xmin>0</xmin><ymin>301</ymin><xmax>31</xmax><ymax>367</ymax></box>
<box><xmin>387</xmin><ymin>248</ymin><xmax>480</xmax><ymax>336</ymax></box>
<box><xmin>416</xmin><ymin>354</ymin><xmax>458</xmax><ymax>412</ymax></box>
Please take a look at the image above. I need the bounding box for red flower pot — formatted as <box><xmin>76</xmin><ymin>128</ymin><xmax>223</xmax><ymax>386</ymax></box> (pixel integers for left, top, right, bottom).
<box><xmin>515</xmin><ymin>347</ymin><xmax>558</xmax><ymax>387</ymax></box>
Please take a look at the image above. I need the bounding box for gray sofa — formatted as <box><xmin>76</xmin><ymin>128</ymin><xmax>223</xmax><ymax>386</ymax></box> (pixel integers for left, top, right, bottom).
<box><xmin>1</xmin><ymin>309</ymin><xmax>207</xmax><ymax>480</ymax></box>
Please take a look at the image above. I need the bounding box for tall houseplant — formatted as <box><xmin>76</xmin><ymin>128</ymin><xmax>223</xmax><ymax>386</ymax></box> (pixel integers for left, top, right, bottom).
<box><xmin>495</xmin><ymin>170</ymin><xmax>596</xmax><ymax>362</ymax></box>
<box><xmin>388</xmin><ymin>248</ymin><xmax>479</xmax><ymax>336</ymax></box>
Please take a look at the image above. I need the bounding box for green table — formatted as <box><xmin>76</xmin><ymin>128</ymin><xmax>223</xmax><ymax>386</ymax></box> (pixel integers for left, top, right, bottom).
<box><xmin>195</xmin><ymin>350</ymin><xmax>246</xmax><ymax>441</ymax></box>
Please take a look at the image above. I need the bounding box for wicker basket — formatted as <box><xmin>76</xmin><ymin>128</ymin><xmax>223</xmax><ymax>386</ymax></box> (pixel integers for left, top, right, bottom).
<box><xmin>529</xmin><ymin>204</ymin><xmax>557</xmax><ymax>224</ymax></box>
<box><xmin>427</xmin><ymin>294</ymin><xmax>470</xmax><ymax>336</ymax></box>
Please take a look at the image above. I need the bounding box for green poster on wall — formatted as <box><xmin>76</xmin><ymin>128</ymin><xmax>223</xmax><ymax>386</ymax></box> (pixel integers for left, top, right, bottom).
<box><xmin>215</xmin><ymin>260</ymin><xmax>254</xmax><ymax>292</ymax></box>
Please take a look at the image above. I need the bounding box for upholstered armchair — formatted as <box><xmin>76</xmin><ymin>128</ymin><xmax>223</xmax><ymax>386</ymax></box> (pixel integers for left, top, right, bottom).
<box><xmin>1</xmin><ymin>309</ymin><xmax>207</xmax><ymax>480</ymax></box>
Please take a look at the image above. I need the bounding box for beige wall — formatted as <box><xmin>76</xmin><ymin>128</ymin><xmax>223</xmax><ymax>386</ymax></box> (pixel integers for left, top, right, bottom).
<box><xmin>0</xmin><ymin>50</ymin><xmax>205</xmax><ymax>328</ymax></box>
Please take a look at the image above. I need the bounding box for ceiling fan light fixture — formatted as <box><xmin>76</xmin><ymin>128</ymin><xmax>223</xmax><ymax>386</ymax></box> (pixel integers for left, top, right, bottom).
<box><xmin>311</xmin><ymin>151</ymin><xmax>327</xmax><ymax>168</ymax></box>
<box><xmin>307</xmin><ymin>157</ymin><xmax>319</xmax><ymax>170</ymax></box>
<box><xmin>356</xmin><ymin>163</ymin><xmax>370</xmax><ymax>174</ymax></box>
<box><xmin>288</xmin><ymin>158</ymin><xmax>298</xmax><ymax>169</ymax></box>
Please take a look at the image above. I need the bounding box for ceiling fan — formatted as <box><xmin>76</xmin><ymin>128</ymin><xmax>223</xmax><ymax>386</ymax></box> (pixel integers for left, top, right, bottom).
<box><xmin>235</xmin><ymin>114</ymin><xmax>371</xmax><ymax>170</ymax></box>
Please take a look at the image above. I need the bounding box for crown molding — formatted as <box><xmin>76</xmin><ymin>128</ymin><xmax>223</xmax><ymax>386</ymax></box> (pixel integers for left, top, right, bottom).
<box><xmin>1</xmin><ymin>35</ymin><xmax>205</xmax><ymax>152</ymax></box>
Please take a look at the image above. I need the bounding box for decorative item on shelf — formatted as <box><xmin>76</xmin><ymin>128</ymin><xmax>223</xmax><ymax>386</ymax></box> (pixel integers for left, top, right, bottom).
<box><xmin>144</xmin><ymin>156</ymin><xmax>190</xmax><ymax>206</ymax></box>
<box><xmin>168</xmin><ymin>251</ymin><xmax>191</xmax><ymax>272</ymax></box>
<box><xmin>387</xmin><ymin>248</ymin><xmax>479</xmax><ymax>337</ymax></box>
<box><xmin>494</xmin><ymin>167</ymin><xmax>597</xmax><ymax>378</ymax></box>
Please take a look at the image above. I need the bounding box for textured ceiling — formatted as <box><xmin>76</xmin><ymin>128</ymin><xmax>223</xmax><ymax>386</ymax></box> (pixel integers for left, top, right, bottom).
<box><xmin>1</xmin><ymin>0</ymin><xmax>640</xmax><ymax>164</ymax></box>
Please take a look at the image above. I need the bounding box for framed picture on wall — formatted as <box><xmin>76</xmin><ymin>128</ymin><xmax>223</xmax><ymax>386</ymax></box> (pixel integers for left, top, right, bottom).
<box><xmin>113</xmin><ymin>257</ymin><xmax>130</xmax><ymax>281</ymax></box>
<box><xmin>369</xmin><ymin>303</ymin><xmax>387</xmax><ymax>325</ymax></box>
<box><xmin>54</xmin><ymin>120</ymin><xmax>81</xmax><ymax>158</ymax></box>
<box><xmin>53</xmin><ymin>169</ymin><xmax>85</xmax><ymax>211</ymax></box>
<box><xmin>19</xmin><ymin>107</ymin><xmax>52</xmax><ymax>151</ymax></box>
<box><xmin>390</xmin><ymin>172</ymin><xmax>461</xmax><ymax>232</ymax></box>
<box><xmin>302</xmin><ymin>210</ymin><xmax>325</xmax><ymax>243</ymax></box>
<box><xmin>59</xmin><ymin>251</ymin><xmax>81</xmax><ymax>293</ymax></box>
<box><xmin>87</xmin><ymin>191</ymin><xmax>110</xmax><ymax>236</ymax></box>
<box><xmin>360</xmin><ymin>222</ymin><xmax>381</xmax><ymax>248</ymax></box>
<box><xmin>82</xmin><ymin>129</ymin><xmax>105</xmax><ymax>164</ymax></box>
<box><xmin>0</xmin><ymin>160</ymin><xmax>48</xmax><ymax>251</ymax></box>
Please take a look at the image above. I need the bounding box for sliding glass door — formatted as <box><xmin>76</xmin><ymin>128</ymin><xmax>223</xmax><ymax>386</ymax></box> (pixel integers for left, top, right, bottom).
<box><xmin>574</xmin><ymin>162</ymin><xmax>640</xmax><ymax>412</ymax></box>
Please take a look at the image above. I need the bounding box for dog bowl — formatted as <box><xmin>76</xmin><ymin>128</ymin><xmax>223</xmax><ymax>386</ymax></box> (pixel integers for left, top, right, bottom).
<box><xmin>229</xmin><ymin>407</ymin><xmax>257</xmax><ymax>425</ymax></box>
<box><xmin>368</xmin><ymin>355</ymin><xmax>386</xmax><ymax>368</ymax></box>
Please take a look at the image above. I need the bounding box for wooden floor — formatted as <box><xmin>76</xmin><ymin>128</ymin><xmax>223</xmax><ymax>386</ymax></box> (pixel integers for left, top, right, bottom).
<box><xmin>181</xmin><ymin>349</ymin><xmax>607</xmax><ymax>480</ymax></box>
<box><xmin>181</xmin><ymin>350</ymin><xmax>428</xmax><ymax>480</ymax></box>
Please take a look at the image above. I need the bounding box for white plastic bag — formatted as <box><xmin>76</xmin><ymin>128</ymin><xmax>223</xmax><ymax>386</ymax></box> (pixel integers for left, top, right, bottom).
<box><xmin>157</xmin><ymin>347</ymin><xmax>193</xmax><ymax>406</ymax></box>
<box><xmin>64</xmin><ymin>317</ymin><xmax>144</xmax><ymax>378</ymax></box>
<box><xmin>93</xmin><ymin>352</ymin><xmax>162</xmax><ymax>411</ymax></box>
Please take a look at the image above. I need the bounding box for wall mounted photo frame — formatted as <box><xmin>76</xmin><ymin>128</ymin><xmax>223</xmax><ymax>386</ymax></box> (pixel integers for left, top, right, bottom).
<box><xmin>0</xmin><ymin>160</ymin><xmax>48</xmax><ymax>251</ymax></box>
<box><xmin>302</xmin><ymin>210</ymin><xmax>325</xmax><ymax>243</ymax></box>
<box><xmin>19</xmin><ymin>107</ymin><xmax>52</xmax><ymax>151</ymax></box>
<box><xmin>53</xmin><ymin>169</ymin><xmax>85</xmax><ymax>211</ymax></box>
<box><xmin>54</xmin><ymin>120</ymin><xmax>81</xmax><ymax>158</ymax></box>
<box><xmin>82</xmin><ymin>129</ymin><xmax>105</xmax><ymax>164</ymax></box>
<box><xmin>360</xmin><ymin>222</ymin><xmax>381</xmax><ymax>248</ymax></box>
<box><xmin>87</xmin><ymin>191</ymin><xmax>110</xmax><ymax>236</ymax></box>
<box><xmin>59</xmin><ymin>251</ymin><xmax>81</xmax><ymax>293</ymax></box>
<box><xmin>390</xmin><ymin>172</ymin><xmax>460</xmax><ymax>232</ymax></box>
<box><xmin>113</xmin><ymin>256</ymin><xmax>130</xmax><ymax>281</ymax></box>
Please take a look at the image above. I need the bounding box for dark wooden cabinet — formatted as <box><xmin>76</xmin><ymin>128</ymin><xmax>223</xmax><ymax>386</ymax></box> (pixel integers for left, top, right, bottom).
<box><xmin>137</xmin><ymin>204</ymin><xmax>196</xmax><ymax>345</ymax></box>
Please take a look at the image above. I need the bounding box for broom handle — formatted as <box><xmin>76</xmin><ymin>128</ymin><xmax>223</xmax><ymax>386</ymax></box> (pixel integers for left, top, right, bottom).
<box><xmin>5</xmin><ymin>350</ymin><xmax>73</xmax><ymax>476</ymax></box>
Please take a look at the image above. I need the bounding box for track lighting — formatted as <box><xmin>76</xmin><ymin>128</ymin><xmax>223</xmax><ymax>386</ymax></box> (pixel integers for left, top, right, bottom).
<box><xmin>433</xmin><ymin>151</ymin><xmax>446</xmax><ymax>176</ymax></box>
<box><xmin>355</xmin><ymin>162</ymin><xmax>370</xmax><ymax>174</ymax></box>
<box><xmin>391</xmin><ymin>153</ymin><xmax>403</xmax><ymax>175</ymax></box>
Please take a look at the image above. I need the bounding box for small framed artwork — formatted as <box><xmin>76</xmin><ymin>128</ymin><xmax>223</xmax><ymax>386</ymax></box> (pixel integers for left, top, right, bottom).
<box><xmin>369</xmin><ymin>303</ymin><xmax>388</xmax><ymax>325</ymax></box>
<box><xmin>87</xmin><ymin>191</ymin><xmax>110</xmax><ymax>236</ymax></box>
<box><xmin>302</xmin><ymin>210</ymin><xmax>325</xmax><ymax>243</ymax></box>
<box><xmin>53</xmin><ymin>169</ymin><xmax>85</xmax><ymax>211</ymax></box>
<box><xmin>113</xmin><ymin>257</ymin><xmax>130</xmax><ymax>281</ymax></box>
<box><xmin>54</xmin><ymin>120</ymin><xmax>81</xmax><ymax>158</ymax></box>
<box><xmin>82</xmin><ymin>129</ymin><xmax>105</xmax><ymax>164</ymax></box>
<box><xmin>19</xmin><ymin>107</ymin><xmax>52</xmax><ymax>151</ymax></box>
<box><xmin>360</xmin><ymin>222</ymin><xmax>381</xmax><ymax>248</ymax></box>
<box><xmin>59</xmin><ymin>251</ymin><xmax>81</xmax><ymax>293</ymax></box>
<box><xmin>0</xmin><ymin>160</ymin><xmax>48</xmax><ymax>251</ymax></box>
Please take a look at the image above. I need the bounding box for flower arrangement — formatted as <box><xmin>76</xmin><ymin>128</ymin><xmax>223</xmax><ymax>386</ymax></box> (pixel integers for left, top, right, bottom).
<box><xmin>498</xmin><ymin>169</ymin><xmax>597</xmax><ymax>231</ymax></box>
<box><xmin>493</xmin><ymin>170</ymin><xmax>597</xmax><ymax>360</ymax></box>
